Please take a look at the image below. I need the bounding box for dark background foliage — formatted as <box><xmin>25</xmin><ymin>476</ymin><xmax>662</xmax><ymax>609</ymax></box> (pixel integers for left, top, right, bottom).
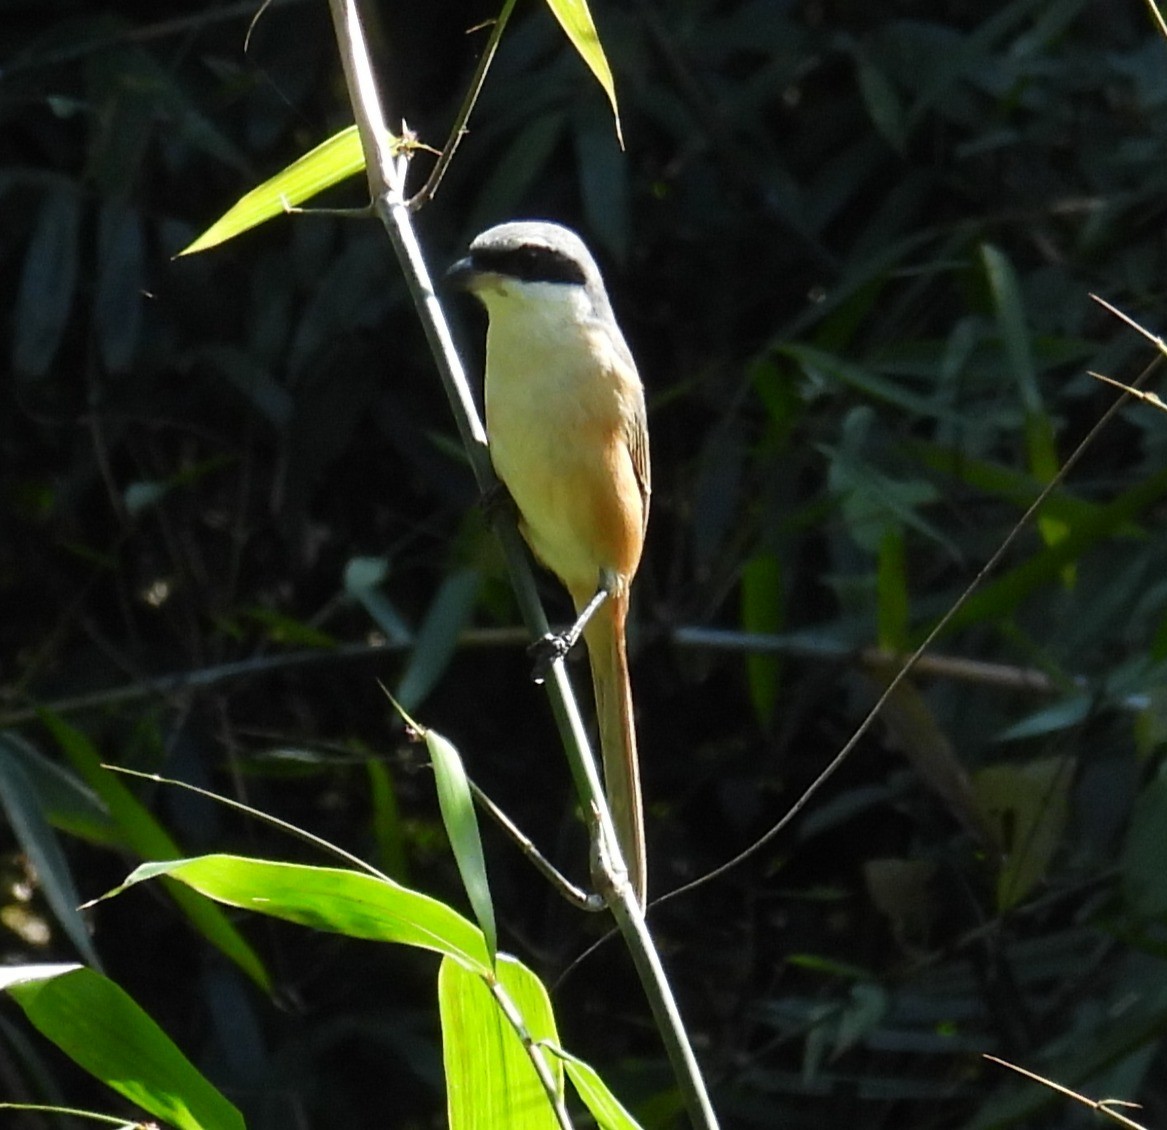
<box><xmin>5</xmin><ymin>0</ymin><xmax>1167</xmax><ymax>1126</ymax></box>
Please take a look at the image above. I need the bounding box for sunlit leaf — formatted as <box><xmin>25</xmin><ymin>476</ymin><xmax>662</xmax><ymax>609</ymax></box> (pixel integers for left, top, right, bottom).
<box><xmin>555</xmin><ymin>1046</ymin><xmax>644</xmax><ymax>1129</ymax></box>
<box><xmin>440</xmin><ymin>954</ymin><xmax>562</xmax><ymax>1129</ymax></box>
<box><xmin>179</xmin><ymin>126</ymin><xmax>372</xmax><ymax>256</ymax></box>
<box><xmin>425</xmin><ymin>724</ymin><xmax>497</xmax><ymax>960</ymax></box>
<box><xmin>110</xmin><ymin>855</ymin><xmax>491</xmax><ymax>974</ymax></box>
<box><xmin>3</xmin><ymin>965</ymin><xmax>244</xmax><ymax>1130</ymax></box>
<box><xmin>543</xmin><ymin>0</ymin><xmax>623</xmax><ymax>146</ymax></box>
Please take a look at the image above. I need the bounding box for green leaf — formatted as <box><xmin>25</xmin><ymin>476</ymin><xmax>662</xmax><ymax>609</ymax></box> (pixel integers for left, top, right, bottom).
<box><xmin>873</xmin><ymin>680</ymin><xmax>986</xmax><ymax>842</ymax></box>
<box><xmin>123</xmin><ymin>479</ymin><xmax>171</xmax><ymax>516</ymax></box>
<box><xmin>995</xmin><ymin>695</ymin><xmax>1091</xmax><ymax>741</ymax></box>
<box><xmin>2</xmin><ymin>964</ymin><xmax>244</xmax><ymax>1130</ymax></box>
<box><xmin>875</xmin><ymin>525</ymin><xmax>909</xmax><ymax>650</ymax></box>
<box><xmin>976</xmin><ymin>245</ymin><xmax>1072</xmax><ymax>563</ymax></box>
<box><xmin>937</xmin><ymin>466</ymin><xmax>1167</xmax><ymax>636</ymax></box>
<box><xmin>41</xmin><ymin>713</ymin><xmax>272</xmax><ymax>992</ymax></box>
<box><xmin>972</xmin><ymin>757</ymin><xmax>1074</xmax><ymax>911</ymax></box>
<box><xmin>854</xmin><ymin>50</ymin><xmax>907</xmax><ymax>151</ymax></box>
<box><xmin>909</xmin><ymin>440</ymin><xmax>1128</xmax><ymax>532</ymax></box>
<box><xmin>178</xmin><ymin>125</ymin><xmax>370</xmax><ymax>256</ymax></box>
<box><xmin>113</xmin><ymin>855</ymin><xmax>492</xmax><ymax>974</ymax></box>
<box><xmin>556</xmin><ymin>1046</ymin><xmax>645</xmax><ymax>1130</ymax></box>
<box><xmin>396</xmin><ymin>569</ymin><xmax>482</xmax><ymax>711</ymax></box>
<box><xmin>244</xmin><ymin>606</ymin><xmax>337</xmax><ymax>648</ymax></box>
<box><xmin>94</xmin><ymin>201</ymin><xmax>144</xmax><ymax>372</ymax></box>
<box><xmin>13</xmin><ymin>187</ymin><xmax>81</xmax><ymax>379</ymax></box>
<box><xmin>0</xmin><ymin>730</ymin><xmax>118</xmax><ymax>847</ymax></box>
<box><xmin>0</xmin><ymin>749</ymin><xmax>100</xmax><ymax>968</ymax></box>
<box><xmin>344</xmin><ymin>555</ymin><xmax>412</xmax><ymax>644</ymax></box>
<box><xmin>1122</xmin><ymin>775</ymin><xmax>1167</xmax><ymax>918</ymax></box>
<box><xmin>439</xmin><ymin>954</ymin><xmax>563</xmax><ymax>1129</ymax></box>
<box><xmin>426</xmin><ymin>725</ymin><xmax>497</xmax><ymax>960</ymax></box>
<box><xmin>543</xmin><ymin>0</ymin><xmax>623</xmax><ymax>146</ymax></box>
<box><xmin>823</xmin><ymin>410</ymin><xmax>948</xmax><ymax>555</ymax></box>
<box><xmin>776</xmin><ymin>343</ymin><xmax>966</xmax><ymax>422</ymax></box>
<box><xmin>740</xmin><ymin>552</ymin><xmax>784</xmax><ymax>727</ymax></box>
<box><xmin>981</xmin><ymin>243</ymin><xmax>1040</xmax><ymax>415</ymax></box>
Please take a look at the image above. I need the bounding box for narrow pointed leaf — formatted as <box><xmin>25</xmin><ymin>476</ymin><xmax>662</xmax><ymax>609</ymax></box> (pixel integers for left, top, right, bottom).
<box><xmin>426</xmin><ymin>724</ymin><xmax>497</xmax><ymax>959</ymax></box>
<box><xmin>112</xmin><ymin>855</ymin><xmax>491</xmax><ymax>974</ymax></box>
<box><xmin>179</xmin><ymin>125</ymin><xmax>373</xmax><ymax>256</ymax></box>
<box><xmin>41</xmin><ymin>712</ymin><xmax>271</xmax><ymax>992</ymax></box>
<box><xmin>543</xmin><ymin>0</ymin><xmax>623</xmax><ymax>145</ymax></box>
<box><xmin>557</xmin><ymin>1046</ymin><xmax>645</xmax><ymax>1129</ymax></box>
<box><xmin>0</xmin><ymin>752</ymin><xmax>100</xmax><ymax>967</ymax></box>
<box><xmin>439</xmin><ymin>954</ymin><xmax>562</xmax><ymax>1129</ymax></box>
<box><xmin>396</xmin><ymin>569</ymin><xmax>482</xmax><ymax>711</ymax></box>
<box><xmin>0</xmin><ymin>730</ymin><xmax>118</xmax><ymax>847</ymax></box>
<box><xmin>740</xmin><ymin>552</ymin><xmax>784</xmax><ymax>728</ymax></box>
<box><xmin>972</xmin><ymin>757</ymin><xmax>1074</xmax><ymax>911</ymax></box>
<box><xmin>3</xmin><ymin>964</ymin><xmax>244</xmax><ymax>1130</ymax></box>
<box><xmin>13</xmin><ymin>188</ymin><xmax>80</xmax><ymax>379</ymax></box>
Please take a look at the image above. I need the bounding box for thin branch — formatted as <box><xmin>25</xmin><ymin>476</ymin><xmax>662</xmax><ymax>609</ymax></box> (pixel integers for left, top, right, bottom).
<box><xmin>1089</xmin><ymin>370</ymin><xmax>1167</xmax><ymax>412</ymax></box>
<box><xmin>469</xmin><ymin>779</ymin><xmax>603</xmax><ymax>912</ymax></box>
<box><xmin>9</xmin><ymin>623</ymin><xmax>1150</xmax><ymax>730</ymax></box>
<box><xmin>983</xmin><ymin>1055</ymin><xmax>1147</xmax><ymax>1130</ymax></box>
<box><xmin>407</xmin><ymin>1</ymin><xmax>519</xmax><ymax>211</ymax></box>
<box><xmin>2</xmin><ymin>0</ymin><xmax>306</xmax><ymax>77</ymax></box>
<box><xmin>103</xmin><ymin>767</ymin><xmax>392</xmax><ymax>882</ymax></box>
<box><xmin>670</xmin><ymin>627</ymin><xmax>1141</xmax><ymax>701</ymax></box>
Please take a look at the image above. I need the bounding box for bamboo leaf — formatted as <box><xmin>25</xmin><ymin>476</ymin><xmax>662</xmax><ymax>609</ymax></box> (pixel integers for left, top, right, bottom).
<box><xmin>439</xmin><ymin>954</ymin><xmax>562</xmax><ymax>1129</ymax></box>
<box><xmin>179</xmin><ymin>126</ymin><xmax>373</xmax><ymax>255</ymax></box>
<box><xmin>3</xmin><ymin>965</ymin><xmax>244</xmax><ymax>1130</ymax></box>
<box><xmin>108</xmin><ymin>855</ymin><xmax>492</xmax><ymax>974</ymax></box>
<box><xmin>543</xmin><ymin>0</ymin><xmax>623</xmax><ymax>146</ymax></box>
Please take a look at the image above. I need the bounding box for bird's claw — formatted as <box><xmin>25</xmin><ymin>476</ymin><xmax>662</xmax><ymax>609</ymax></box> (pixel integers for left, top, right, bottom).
<box><xmin>528</xmin><ymin>632</ymin><xmax>571</xmax><ymax>684</ymax></box>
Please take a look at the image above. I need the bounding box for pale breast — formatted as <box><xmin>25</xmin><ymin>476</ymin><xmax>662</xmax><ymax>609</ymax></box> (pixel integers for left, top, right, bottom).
<box><xmin>484</xmin><ymin>317</ymin><xmax>642</xmax><ymax>595</ymax></box>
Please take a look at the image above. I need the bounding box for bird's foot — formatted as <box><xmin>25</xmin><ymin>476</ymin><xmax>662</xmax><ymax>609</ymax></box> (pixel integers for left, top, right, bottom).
<box><xmin>528</xmin><ymin>632</ymin><xmax>573</xmax><ymax>684</ymax></box>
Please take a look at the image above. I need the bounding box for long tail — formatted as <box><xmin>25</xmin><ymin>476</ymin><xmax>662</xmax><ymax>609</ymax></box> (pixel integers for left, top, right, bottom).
<box><xmin>582</xmin><ymin>594</ymin><xmax>646</xmax><ymax>907</ymax></box>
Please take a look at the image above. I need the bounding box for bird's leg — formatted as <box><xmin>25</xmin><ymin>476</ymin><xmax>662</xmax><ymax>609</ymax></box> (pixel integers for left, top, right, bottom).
<box><xmin>529</xmin><ymin>570</ymin><xmax>614</xmax><ymax>684</ymax></box>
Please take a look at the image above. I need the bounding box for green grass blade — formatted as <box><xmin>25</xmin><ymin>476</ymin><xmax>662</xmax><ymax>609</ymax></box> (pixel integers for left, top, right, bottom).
<box><xmin>2</xmin><ymin>965</ymin><xmax>244</xmax><ymax>1130</ymax></box>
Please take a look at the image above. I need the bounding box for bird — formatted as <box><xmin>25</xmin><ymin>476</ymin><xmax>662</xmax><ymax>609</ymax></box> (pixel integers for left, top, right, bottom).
<box><xmin>447</xmin><ymin>221</ymin><xmax>650</xmax><ymax>907</ymax></box>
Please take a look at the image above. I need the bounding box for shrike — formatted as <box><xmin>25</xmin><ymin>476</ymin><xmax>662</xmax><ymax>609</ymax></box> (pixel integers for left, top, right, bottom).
<box><xmin>448</xmin><ymin>221</ymin><xmax>650</xmax><ymax>907</ymax></box>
